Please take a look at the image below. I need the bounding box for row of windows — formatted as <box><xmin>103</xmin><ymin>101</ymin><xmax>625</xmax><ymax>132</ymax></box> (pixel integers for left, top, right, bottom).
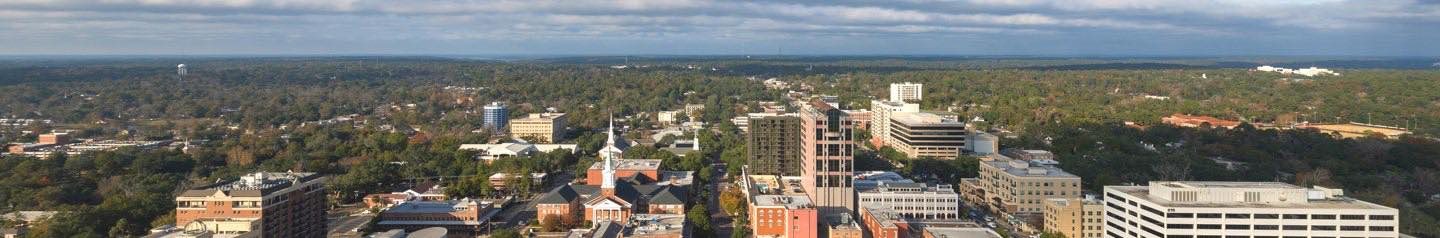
<box><xmin>1166</xmin><ymin>213</ymin><xmax>1394</xmax><ymax>221</ymax></box>
<box><xmin>1163</xmin><ymin>224</ymin><xmax>1393</xmax><ymax>232</ymax></box>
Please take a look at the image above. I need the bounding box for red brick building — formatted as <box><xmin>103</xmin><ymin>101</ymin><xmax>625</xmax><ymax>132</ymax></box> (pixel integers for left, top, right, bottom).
<box><xmin>174</xmin><ymin>172</ymin><xmax>327</xmax><ymax>238</ymax></box>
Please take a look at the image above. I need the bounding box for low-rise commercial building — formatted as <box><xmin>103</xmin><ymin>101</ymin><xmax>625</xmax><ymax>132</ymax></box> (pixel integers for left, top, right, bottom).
<box><xmin>857</xmin><ymin>181</ymin><xmax>961</xmax><ymax>220</ymax></box>
<box><xmin>373</xmin><ymin>199</ymin><xmax>500</xmax><ymax>236</ymax></box>
<box><xmin>1162</xmin><ymin>113</ymin><xmax>1241</xmax><ymax>129</ymax></box>
<box><xmin>1103</xmin><ymin>181</ymin><xmax>1399</xmax><ymax>238</ymax></box>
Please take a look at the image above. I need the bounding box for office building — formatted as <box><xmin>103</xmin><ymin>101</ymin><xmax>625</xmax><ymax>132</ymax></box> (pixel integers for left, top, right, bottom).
<box><xmin>800</xmin><ymin>99</ymin><xmax>857</xmax><ymax>219</ymax></box>
<box><xmin>1044</xmin><ymin>197</ymin><xmax>1104</xmax><ymax>238</ymax></box>
<box><xmin>748</xmin><ymin>116</ymin><xmax>803</xmax><ymax>176</ymax></box>
<box><xmin>890</xmin><ymin>82</ymin><xmax>923</xmax><ymax>103</ymax></box>
<box><xmin>512</xmin><ymin>113</ymin><xmax>567</xmax><ymax>143</ymax></box>
<box><xmin>971</xmin><ymin>156</ymin><xmax>1082</xmax><ymax>215</ymax></box>
<box><xmin>483</xmin><ymin>102</ymin><xmax>509</xmax><ymax>133</ymax></box>
<box><xmin>1103</xmin><ymin>181</ymin><xmax>1399</xmax><ymax>238</ymax></box>
<box><xmin>889</xmin><ymin>112</ymin><xmax>969</xmax><ymax>159</ymax></box>
<box><xmin>174</xmin><ymin>171</ymin><xmax>327</xmax><ymax>238</ymax></box>
<box><xmin>869</xmin><ymin>100</ymin><xmax>920</xmax><ymax>147</ymax></box>
<box><xmin>857</xmin><ymin>181</ymin><xmax>961</xmax><ymax>220</ymax></box>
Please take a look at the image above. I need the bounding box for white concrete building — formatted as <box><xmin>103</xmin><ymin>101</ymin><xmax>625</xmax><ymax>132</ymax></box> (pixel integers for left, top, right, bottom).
<box><xmin>889</xmin><ymin>82</ymin><xmax>923</xmax><ymax>102</ymax></box>
<box><xmin>857</xmin><ymin>180</ymin><xmax>961</xmax><ymax>220</ymax></box>
<box><xmin>1103</xmin><ymin>181</ymin><xmax>1399</xmax><ymax>238</ymax></box>
<box><xmin>868</xmin><ymin>100</ymin><xmax>920</xmax><ymax>148</ymax></box>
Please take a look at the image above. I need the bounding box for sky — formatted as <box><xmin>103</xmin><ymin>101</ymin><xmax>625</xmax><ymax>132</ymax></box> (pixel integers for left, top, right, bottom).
<box><xmin>0</xmin><ymin>0</ymin><xmax>1437</xmax><ymax>56</ymax></box>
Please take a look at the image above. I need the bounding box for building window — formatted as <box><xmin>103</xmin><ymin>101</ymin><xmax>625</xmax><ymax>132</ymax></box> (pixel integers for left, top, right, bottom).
<box><xmin>1369</xmin><ymin>215</ymin><xmax>1395</xmax><ymax>220</ymax></box>
<box><xmin>1282</xmin><ymin>214</ymin><xmax>1307</xmax><ymax>219</ymax></box>
<box><xmin>1340</xmin><ymin>215</ymin><xmax>1366</xmax><ymax>220</ymax></box>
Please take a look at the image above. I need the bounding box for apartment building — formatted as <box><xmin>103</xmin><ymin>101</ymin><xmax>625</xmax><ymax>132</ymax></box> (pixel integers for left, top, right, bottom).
<box><xmin>888</xmin><ymin>112</ymin><xmax>969</xmax><ymax>159</ymax></box>
<box><xmin>800</xmin><ymin>99</ymin><xmax>857</xmax><ymax>219</ymax></box>
<box><xmin>174</xmin><ymin>171</ymin><xmax>327</xmax><ymax>238</ymax></box>
<box><xmin>972</xmin><ymin>156</ymin><xmax>1082</xmax><ymax>215</ymax></box>
<box><xmin>511</xmin><ymin>113</ymin><xmax>567</xmax><ymax>143</ymax></box>
<box><xmin>1045</xmin><ymin>197</ymin><xmax>1105</xmax><ymax>238</ymax></box>
<box><xmin>1102</xmin><ymin>181</ymin><xmax>1399</xmax><ymax>238</ymax></box>
<box><xmin>748</xmin><ymin>116</ymin><xmax>803</xmax><ymax>176</ymax></box>
<box><xmin>890</xmin><ymin>82</ymin><xmax>923</xmax><ymax>103</ymax></box>
<box><xmin>742</xmin><ymin>168</ymin><xmax>819</xmax><ymax>238</ymax></box>
<box><xmin>868</xmin><ymin>100</ymin><xmax>920</xmax><ymax>147</ymax></box>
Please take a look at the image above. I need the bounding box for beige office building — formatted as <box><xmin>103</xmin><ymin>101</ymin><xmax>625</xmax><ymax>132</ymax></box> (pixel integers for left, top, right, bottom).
<box><xmin>974</xmin><ymin>156</ymin><xmax>1082</xmax><ymax>215</ymax></box>
<box><xmin>511</xmin><ymin>113</ymin><xmax>567</xmax><ymax>143</ymax></box>
<box><xmin>1045</xmin><ymin>197</ymin><xmax>1105</xmax><ymax>238</ymax></box>
<box><xmin>1103</xmin><ymin>181</ymin><xmax>1399</xmax><ymax>238</ymax></box>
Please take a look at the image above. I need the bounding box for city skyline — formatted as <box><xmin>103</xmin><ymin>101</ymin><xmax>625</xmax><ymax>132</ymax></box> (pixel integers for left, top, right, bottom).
<box><xmin>0</xmin><ymin>0</ymin><xmax>1437</xmax><ymax>56</ymax></box>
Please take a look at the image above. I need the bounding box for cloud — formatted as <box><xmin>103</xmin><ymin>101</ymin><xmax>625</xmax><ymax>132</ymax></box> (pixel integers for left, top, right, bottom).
<box><xmin>0</xmin><ymin>0</ymin><xmax>1434</xmax><ymax>55</ymax></box>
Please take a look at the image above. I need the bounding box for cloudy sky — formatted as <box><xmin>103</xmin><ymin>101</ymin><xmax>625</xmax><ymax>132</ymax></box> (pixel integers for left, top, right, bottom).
<box><xmin>0</xmin><ymin>0</ymin><xmax>1437</xmax><ymax>56</ymax></box>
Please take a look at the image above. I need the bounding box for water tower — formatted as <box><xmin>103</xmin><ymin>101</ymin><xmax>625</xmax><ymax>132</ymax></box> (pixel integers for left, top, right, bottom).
<box><xmin>177</xmin><ymin>64</ymin><xmax>188</xmax><ymax>76</ymax></box>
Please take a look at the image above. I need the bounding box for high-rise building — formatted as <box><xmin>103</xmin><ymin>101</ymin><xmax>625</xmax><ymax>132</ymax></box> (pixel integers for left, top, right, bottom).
<box><xmin>868</xmin><ymin>100</ymin><xmax>919</xmax><ymax>147</ymax></box>
<box><xmin>1044</xmin><ymin>197</ymin><xmax>1104</xmax><ymax>238</ymax></box>
<box><xmin>971</xmin><ymin>156</ymin><xmax>1082</xmax><ymax>215</ymax></box>
<box><xmin>511</xmin><ymin>113</ymin><xmax>567</xmax><ymax>143</ymax></box>
<box><xmin>800</xmin><ymin>99</ymin><xmax>856</xmax><ymax>219</ymax></box>
<box><xmin>748</xmin><ymin>116</ymin><xmax>802</xmax><ymax>176</ymax></box>
<box><xmin>174</xmin><ymin>171</ymin><xmax>327</xmax><ymax>238</ymax></box>
<box><xmin>1103</xmin><ymin>181</ymin><xmax>1399</xmax><ymax>238</ymax></box>
<box><xmin>889</xmin><ymin>82</ymin><xmax>923</xmax><ymax>103</ymax></box>
<box><xmin>888</xmin><ymin>112</ymin><xmax>969</xmax><ymax>159</ymax></box>
<box><xmin>483</xmin><ymin>102</ymin><xmax>509</xmax><ymax>133</ymax></box>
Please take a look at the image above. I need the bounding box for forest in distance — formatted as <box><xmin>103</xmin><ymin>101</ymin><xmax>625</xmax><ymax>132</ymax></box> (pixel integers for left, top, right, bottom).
<box><xmin>0</xmin><ymin>56</ymin><xmax>1436</xmax><ymax>237</ymax></box>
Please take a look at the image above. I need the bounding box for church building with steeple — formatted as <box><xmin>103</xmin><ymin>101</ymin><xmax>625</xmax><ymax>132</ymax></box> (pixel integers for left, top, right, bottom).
<box><xmin>535</xmin><ymin>116</ymin><xmax>690</xmax><ymax>227</ymax></box>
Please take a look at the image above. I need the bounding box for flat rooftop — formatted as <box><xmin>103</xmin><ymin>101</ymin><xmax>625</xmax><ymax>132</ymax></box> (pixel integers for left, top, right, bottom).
<box><xmin>753</xmin><ymin>195</ymin><xmax>814</xmax><ymax>209</ymax></box>
<box><xmin>1107</xmin><ymin>184</ymin><xmax>1395</xmax><ymax>210</ymax></box>
<box><xmin>984</xmin><ymin>161</ymin><xmax>1078</xmax><ymax>178</ymax></box>
<box><xmin>588</xmin><ymin>159</ymin><xmax>662</xmax><ymax>170</ymax></box>
<box><xmin>891</xmin><ymin>112</ymin><xmax>963</xmax><ymax>125</ymax></box>
<box><xmin>1156</xmin><ymin>181</ymin><xmax>1301</xmax><ymax>189</ymax></box>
